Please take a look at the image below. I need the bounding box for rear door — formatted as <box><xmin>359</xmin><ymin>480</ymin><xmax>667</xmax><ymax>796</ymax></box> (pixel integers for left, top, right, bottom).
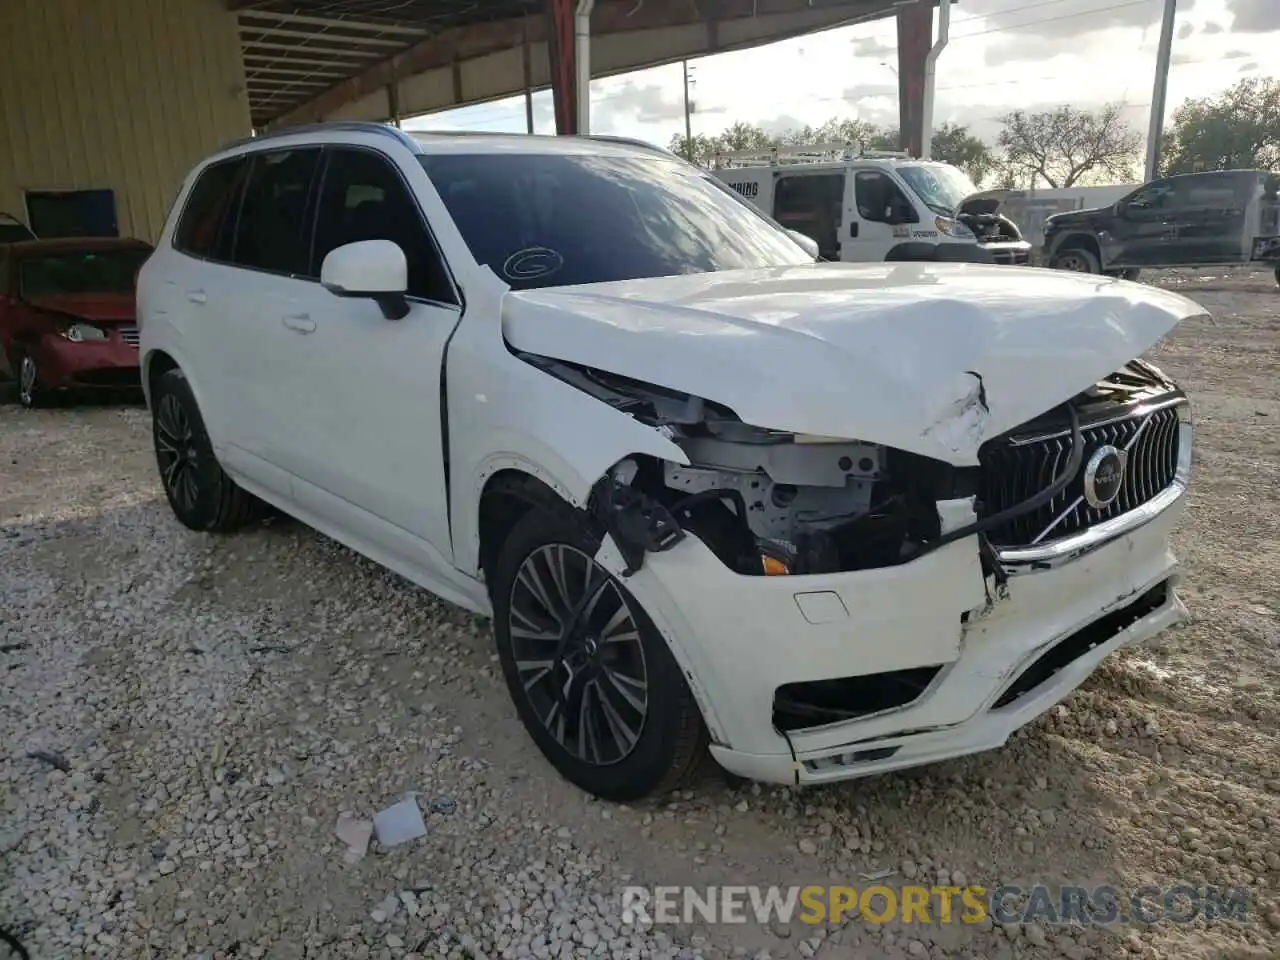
<box><xmin>1175</xmin><ymin>172</ymin><xmax>1249</xmax><ymax>264</ymax></box>
<box><xmin>771</xmin><ymin>171</ymin><xmax>845</xmax><ymax>261</ymax></box>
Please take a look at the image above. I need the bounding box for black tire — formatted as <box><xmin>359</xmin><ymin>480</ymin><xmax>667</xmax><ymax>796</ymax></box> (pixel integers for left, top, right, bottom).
<box><xmin>15</xmin><ymin>348</ymin><xmax>48</xmax><ymax>408</ymax></box>
<box><xmin>151</xmin><ymin>368</ymin><xmax>259</xmax><ymax>533</ymax></box>
<box><xmin>1050</xmin><ymin>246</ymin><xmax>1101</xmax><ymax>274</ymax></box>
<box><xmin>490</xmin><ymin>500</ymin><xmax>708</xmax><ymax>801</ymax></box>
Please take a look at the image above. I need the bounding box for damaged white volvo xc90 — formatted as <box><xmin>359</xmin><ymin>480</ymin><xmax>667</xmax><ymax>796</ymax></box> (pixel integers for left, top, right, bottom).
<box><xmin>138</xmin><ymin>123</ymin><xmax>1200</xmax><ymax>801</ymax></box>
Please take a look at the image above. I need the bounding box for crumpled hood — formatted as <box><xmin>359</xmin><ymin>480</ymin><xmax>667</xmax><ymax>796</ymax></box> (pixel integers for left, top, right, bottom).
<box><xmin>24</xmin><ymin>292</ymin><xmax>136</xmax><ymax>323</ymax></box>
<box><xmin>502</xmin><ymin>262</ymin><xmax>1206</xmax><ymax>464</ymax></box>
<box><xmin>956</xmin><ymin>189</ymin><xmax>1012</xmax><ymax>217</ymax></box>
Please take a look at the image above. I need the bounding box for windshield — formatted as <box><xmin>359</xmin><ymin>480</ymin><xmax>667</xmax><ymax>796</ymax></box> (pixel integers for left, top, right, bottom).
<box><xmin>897</xmin><ymin>164</ymin><xmax>980</xmax><ymax>217</ymax></box>
<box><xmin>420</xmin><ymin>152</ymin><xmax>812</xmax><ymax>290</ymax></box>
<box><xmin>19</xmin><ymin>248</ymin><xmax>151</xmax><ymax>298</ymax></box>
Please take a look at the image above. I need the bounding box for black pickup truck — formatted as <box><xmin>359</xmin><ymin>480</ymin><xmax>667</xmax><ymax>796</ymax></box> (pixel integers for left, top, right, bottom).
<box><xmin>1043</xmin><ymin>169</ymin><xmax>1280</xmax><ymax>285</ymax></box>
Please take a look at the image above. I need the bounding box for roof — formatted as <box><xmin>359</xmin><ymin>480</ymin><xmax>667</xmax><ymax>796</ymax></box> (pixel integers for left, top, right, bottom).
<box><xmin>3</xmin><ymin>237</ymin><xmax>153</xmax><ymax>256</ymax></box>
<box><xmin>233</xmin><ymin>0</ymin><xmax>537</xmax><ymax>127</ymax></box>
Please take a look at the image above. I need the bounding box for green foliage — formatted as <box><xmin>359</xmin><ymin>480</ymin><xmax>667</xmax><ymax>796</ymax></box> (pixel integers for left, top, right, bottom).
<box><xmin>1162</xmin><ymin>78</ymin><xmax>1280</xmax><ymax>175</ymax></box>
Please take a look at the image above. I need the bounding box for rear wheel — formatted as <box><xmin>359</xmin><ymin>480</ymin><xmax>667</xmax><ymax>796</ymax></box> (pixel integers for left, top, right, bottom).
<box><xmin>490</xmin><ymin>502</ymin><xmax>708</xmax><ymax>801</ymax></box>
<box><xmin>151</xmin><ymin>368</ymin><xmax>259</xmax><ymax>532</ymax></box>
<box><xmin>16</xmin><ymin>349</ymin><xmax>47</xmax><ymax>408</ymax></box>
<box><xmin>1051</xmin><ymin>247</ymin><xmax>1101</xmax><ymax>274</ymax></box>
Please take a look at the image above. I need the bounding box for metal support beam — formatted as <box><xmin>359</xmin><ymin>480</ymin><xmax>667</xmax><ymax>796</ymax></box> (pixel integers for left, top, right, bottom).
<box><xmin>523</xmin><ymin>17</ymin><xmax>536</xmax><ymax>134</ymax></box>
<box><xmin>547</xmin><ymin>0</ymin><xmax>577</xmax><ymax>134</ymax></box>
<box><xmin>896</xmin><ymin>0</ymin><xmax>932</xmax><ymax>158</ymax></box>
<box><xmin>1145</xmin><ymin>0</ymin><xmax>1177</xmax><ymax>181</ymax></box>
<box><xmin>575</xmin><ymin>0</ymin><xmax>597</xmax><ymax>134</ymax></box>
<box><xmin>920</xmin><ymin>0</ymin><xmax>949</xmax><ymax>160</ymax></box>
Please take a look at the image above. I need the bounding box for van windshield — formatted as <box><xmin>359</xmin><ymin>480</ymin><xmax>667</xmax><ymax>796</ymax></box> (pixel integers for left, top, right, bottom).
<box><xmin>897</xmin><ymin>164</ymin><xmax>980</xmax><ymax>217</ymax></box>
<box><xmin>420</xmin><ymin>152</ymin><xmax>812</xmax><ymax>290</ymax></box>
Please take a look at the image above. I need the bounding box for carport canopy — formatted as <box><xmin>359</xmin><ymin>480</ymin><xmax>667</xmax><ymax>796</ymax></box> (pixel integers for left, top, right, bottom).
<box><xmin>231</xmin><ymin>0</ymin><xmax>937</xmax><ymax>146</ymax></box>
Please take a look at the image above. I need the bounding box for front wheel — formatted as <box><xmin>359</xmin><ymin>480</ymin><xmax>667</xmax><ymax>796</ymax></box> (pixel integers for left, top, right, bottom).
<box><xmin>1050</xmin><ymin>247</ymin><xmax>1101</xmax><ymax>274</ymax></box>
<box><xmin>151</xmin><ymin>368</ymin><xmax>259</xmax><ymax>532</ymax></box>
<box><xmin>490</xmin><ymin>504</ymin><xmax>708</xmax><ymax>801</ymax></box>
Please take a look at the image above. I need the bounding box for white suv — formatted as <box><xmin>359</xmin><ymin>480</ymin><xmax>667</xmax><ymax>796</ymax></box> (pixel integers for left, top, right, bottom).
<box><xmin>139</xmin><ymin>122</ymin><xmax>1199</xmax><ymax>801</ymax></box>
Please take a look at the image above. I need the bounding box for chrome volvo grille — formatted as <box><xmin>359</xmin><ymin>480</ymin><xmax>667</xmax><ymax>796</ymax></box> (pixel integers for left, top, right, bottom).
<box><xmin>119</xmin><ymin>326</ymin><xmax>140</xmax><ymax>347</ymax></box>
<box><xmin>978</xmin><ymin>402</ymin><xmax>1183</xmax><ymax>548</ymax></box>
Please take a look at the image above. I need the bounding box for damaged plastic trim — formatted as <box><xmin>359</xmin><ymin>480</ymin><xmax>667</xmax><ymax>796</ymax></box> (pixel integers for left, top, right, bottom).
<box><xmin>589</xmin><ymin>461</ymin><xmax>686</xmax><ymax>577</ymax></box>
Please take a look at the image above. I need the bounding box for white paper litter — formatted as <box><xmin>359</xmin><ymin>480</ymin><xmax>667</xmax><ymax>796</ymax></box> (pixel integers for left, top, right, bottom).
<box><xmin>373</xmin><ymin>795</ymin><xmax>427</xmax><ymax>847</ymax></box>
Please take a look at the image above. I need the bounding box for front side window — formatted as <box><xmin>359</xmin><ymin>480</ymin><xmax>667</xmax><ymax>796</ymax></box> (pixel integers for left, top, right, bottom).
<box><xmin>311</xmin><ymin>149</ymin><xmax>455</xmax><ymax>303</ymax></box>
<box><xmin>420</xmin><ymin>151</ymin><xmax>812</xmax><ymax>291</ymax></box>
<box><xmin>230</xmin><ymin>148</ymin><xmax>321</xmax><ymax>276</ymax></box>
<box><xmin>174</xmin><ymin>157</ymin><xmax>249</xmax><ymax>260</ymax></box>
<box><xmin>1126</xmin><ymin>180</ymin><xmax>1181</xmax><ymax>211</ymax></box>
<box><xmin>19</xmin><ymin>247</ymin><xmax>153</xmax><ymax>298</ymax></box>
<box><xmin>854</xmin><ymin>171</ymin><xmax>918</xmax><ymax>225</ymax></box>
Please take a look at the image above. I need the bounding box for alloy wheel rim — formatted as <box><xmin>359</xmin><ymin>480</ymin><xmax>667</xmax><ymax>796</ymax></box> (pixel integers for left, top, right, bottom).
<box><xmin>18</xmin><ymin>356</ymin><xmax>35</xmax><ymax>403</ymax></box>
<box><xmin>1060</xmin><ymin>253</ymin><xmax>1089</xmax><ymax>272</ymax></box>
<box><xmin>155</xmin><ymin>394</ymin><xmax>200</xmax><ymax>513</ymax></box>
<box><xmin>508</xmin><ymin>543</ymin><xmax>649</xmax><ymax>766</ymax></box>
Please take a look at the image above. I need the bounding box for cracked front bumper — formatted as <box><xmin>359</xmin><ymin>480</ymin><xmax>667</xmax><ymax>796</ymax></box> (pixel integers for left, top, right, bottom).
<box><xmin>597</xmin><ymin>457</ymin><xmax>1189</xmax><ymax>787</ymax></box>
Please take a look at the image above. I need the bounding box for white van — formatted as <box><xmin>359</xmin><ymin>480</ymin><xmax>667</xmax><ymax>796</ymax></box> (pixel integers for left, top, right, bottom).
<box><xmin>712</xmin><ymin>144</ymin><xmax>1032</xmax><ymax>266</ymax></box>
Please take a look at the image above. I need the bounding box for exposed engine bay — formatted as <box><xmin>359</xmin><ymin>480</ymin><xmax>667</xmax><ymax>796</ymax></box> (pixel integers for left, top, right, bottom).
<box><xmin>519</xmin><ymin>350</ymin><xmax>1180</xmax><ymax>579</ymax></box>
<box><xmin>958</xmin><ymin>210</ymin><xmax>1024</xmax><ymax>245</ymax></box>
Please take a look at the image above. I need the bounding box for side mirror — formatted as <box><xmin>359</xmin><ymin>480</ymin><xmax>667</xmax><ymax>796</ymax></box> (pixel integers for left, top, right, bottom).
<box><xmin>321</xmin><ymin>239</ymin><xmax>410</xmax><ymax>321</ymax></box>
<box><xmin>785</xmin><ymin>229</ymin><xmax>820</xmax><ymax>260</ymax></box>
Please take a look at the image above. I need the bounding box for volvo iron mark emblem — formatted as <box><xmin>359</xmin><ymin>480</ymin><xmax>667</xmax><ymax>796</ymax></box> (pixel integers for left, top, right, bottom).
<box><xmin>1083</xmin><ymin>444</ymin><xmax>1128</xmax><ymax>509</ymax></box>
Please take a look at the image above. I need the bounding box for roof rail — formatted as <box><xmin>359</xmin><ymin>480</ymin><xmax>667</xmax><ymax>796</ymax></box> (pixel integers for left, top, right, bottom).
<box><xmin>220</xmin><ymin>121</ymin><xmax>421</xmax><ymax>153</ymax></box>
<box><xmin>713</xmin><ymin>141</ymin><xmax>914</xmax><ymax>169</ymax></box>
<box><xmin>582</xmin><ymin>134</ymin><xmax>674</xmax><ymax>156</ymax></box>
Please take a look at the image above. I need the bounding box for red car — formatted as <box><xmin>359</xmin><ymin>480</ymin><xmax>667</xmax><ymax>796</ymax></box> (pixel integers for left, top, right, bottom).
<box><xmin>0</xmin><ymin>237</ymin><xmax>153</xmax><ymax>407</ymax></box>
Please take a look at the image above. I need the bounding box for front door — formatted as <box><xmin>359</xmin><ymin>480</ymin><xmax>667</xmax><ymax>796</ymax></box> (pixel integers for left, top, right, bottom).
<box><xmin>267</xmin><ymin>146</ymin><xmax>463</xmax><ymax>558</ymax></box>
<box><xmin>846</xmin><ymin>169</ymin><xmax>921</xmax><ymax>261</ymax></box>
<box><xmin>1111</xmin><ymin>179</ymin><xmax>1181</xmax><ymax>266</ymax></box>
<box><xmin>771</xmin><ymin>172</ymin><xmax>845</xmax><ymax>261</ymax></box>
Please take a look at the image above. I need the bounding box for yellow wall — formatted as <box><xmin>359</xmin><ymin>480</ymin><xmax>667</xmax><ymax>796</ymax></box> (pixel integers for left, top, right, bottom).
<box><xmin>0</xmin><ymin>0</ymin><xmax>250</xmax><ymax>243</ymax></box>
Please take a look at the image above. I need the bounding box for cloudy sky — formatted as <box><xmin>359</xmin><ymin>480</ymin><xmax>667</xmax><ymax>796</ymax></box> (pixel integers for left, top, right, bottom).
<box><xmin>402</xmin><ymin>0</ymin><xmax>1275</xmax><ymax>151</ymax></box>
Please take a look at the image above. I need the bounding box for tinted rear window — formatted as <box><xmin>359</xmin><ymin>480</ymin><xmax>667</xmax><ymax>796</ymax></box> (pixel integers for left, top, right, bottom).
<box><xmin>419</xmin><ymin>151</ymin><xmax>810</xmax><ymax>290</ymax></box>
<box><xmin>174</xmin><ymin>157</ymin><xmax>248</xmax><ymax>259</ymax></box>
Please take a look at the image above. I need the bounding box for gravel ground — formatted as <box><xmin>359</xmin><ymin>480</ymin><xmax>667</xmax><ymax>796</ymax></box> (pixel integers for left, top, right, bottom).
<box><xmin>1</xmin><ymin>269</ymin><xmax>1277</xmax><ymax>960</ymax></box>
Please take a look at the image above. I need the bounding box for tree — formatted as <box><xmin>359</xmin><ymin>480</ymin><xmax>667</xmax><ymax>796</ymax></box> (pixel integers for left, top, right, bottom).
<box><xmin>669</xmin><ymin>132</ymin><xmax>724</xmax><ymax>167</ymax></box>
<box><xmin>996</xmin><ymin>104</ymin><xmax>1142</xmax><ymax>188</ymax></box>
<box><xmin>1162</xmin><ymin>77</ymin><xmax>1280</xmax><ymax>174</ymax></box>
<box><xmin>931</xmin><ymin>122</ymin><xmax>998</xmax><ymax>184</ymax></box>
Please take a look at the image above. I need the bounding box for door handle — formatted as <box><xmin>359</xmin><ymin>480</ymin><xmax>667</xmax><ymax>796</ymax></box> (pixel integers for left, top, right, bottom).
<box><xmin>186</xmin><ymin>290</ymin><xmax>207</xmax><ymax>304</ymax></box>
<box><xmin>849</xmin><ymin>222</ymin><xmax>859</xmax><ymax>238</ymax></box>
<box><xmin>282</xmin><ymin>313</ymin><xmax>316</xmax><ymax>334</ymax></box>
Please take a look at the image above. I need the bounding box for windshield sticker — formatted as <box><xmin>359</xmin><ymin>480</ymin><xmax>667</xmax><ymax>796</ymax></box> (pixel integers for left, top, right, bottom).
<box><xmin>501</xmin><ymin>246</ymin><xmax>565</xmax><ymax>282</ymax></box>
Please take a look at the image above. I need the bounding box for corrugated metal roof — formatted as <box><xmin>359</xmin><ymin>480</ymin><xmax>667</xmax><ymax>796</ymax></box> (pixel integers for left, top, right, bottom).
<box><xmin>233</xmin><ymin>0</ymin><xmax>536</xmax><ymax>126</ymax></box>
